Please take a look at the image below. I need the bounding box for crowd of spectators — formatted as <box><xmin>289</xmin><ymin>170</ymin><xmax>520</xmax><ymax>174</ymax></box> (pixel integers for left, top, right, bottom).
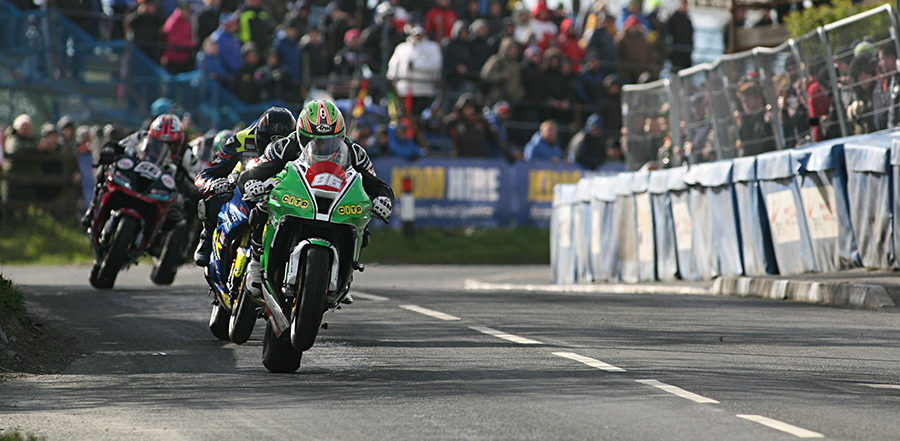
<box><xmin>8</xmin><ymin>0</ymin><xmax>703</xmax><ymax>171</ymax></box>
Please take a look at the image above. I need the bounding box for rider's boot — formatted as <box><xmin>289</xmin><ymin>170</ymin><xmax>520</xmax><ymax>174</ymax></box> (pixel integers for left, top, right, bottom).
<box><xmin>245</xmin><ymin>236</ymin><xmax>263</xmax><ymax>298</ymax></box>
<box><xmin>193</xmin><ymin>228</ymin><xmax>212</xmax><ymax>267</ymax></box>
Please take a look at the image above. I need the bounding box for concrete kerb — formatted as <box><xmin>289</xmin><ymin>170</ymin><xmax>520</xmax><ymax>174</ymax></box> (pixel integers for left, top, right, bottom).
<box><xmin>465</xmin><ymin>277</ymin><xmax>896</xmax><ymax>309</ymax></box>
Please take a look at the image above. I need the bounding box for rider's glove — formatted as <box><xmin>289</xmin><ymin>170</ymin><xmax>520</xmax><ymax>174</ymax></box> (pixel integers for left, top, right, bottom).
<box><xmin>207</xmin><ymin>177</ymin><xmax>235</xmax><ymax>195</ymax></box>
<box><xmin>98</xmin><ymin>143</ymin><xmax>117</xmax><ymax>165</ymax></box>
<box><xmin>372</xmin><ymin>196</ymin><xmax>392</xmax><ymax>222</ymax></box>
<box><xmin>243</xmin><ymin>179</ymin><xmax>273</xmax><ymax>201</ymax></box>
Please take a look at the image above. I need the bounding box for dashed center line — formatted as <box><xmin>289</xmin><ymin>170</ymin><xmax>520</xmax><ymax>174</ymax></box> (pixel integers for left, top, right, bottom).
<box><xmin>635</xmin><ymin>379</ymin><xmax>719</xmax><ymax>404</ymax></box>
<box><xmin>857</xmin><ymin>383</ymin><xmax>900</xmax><ymax>390</ymax></box>
<box><xmin>398</xmin><ymin>304</ymin><xmax>460</xmax><ymax>321</ymax></box>
<box><xmin>553</xmin><ymin>352</ymin><xmax>626</xmax><ymax>372</ymax></box>
<box><xmin>353</xmin><ymin>292</ymin><xmax>389</xmax><ymax>302</ymax></box>
<box><xmin>469</xmin><ymin>326</ymin><xmax>543</xmax><ymax>344</ymax></box>
<box><xmin>736</xmin><ymin>414</ymin><xmax>824</xmax><ymax>438</ymax></box>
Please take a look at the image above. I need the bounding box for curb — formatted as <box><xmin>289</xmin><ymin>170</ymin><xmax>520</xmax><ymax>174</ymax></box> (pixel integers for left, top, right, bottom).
<box><xmin>463</xmin><ymin>279</ymin><xmax>710</xmax><ymax>296</ymax></box>
<box><xmin>710</xmin><ymin>276</ymin><xmax>896</xmax><ymax>309</ymax></box>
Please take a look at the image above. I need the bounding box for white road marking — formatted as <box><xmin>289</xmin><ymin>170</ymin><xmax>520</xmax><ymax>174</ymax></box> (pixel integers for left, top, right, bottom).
<box><xmin>469</xmin><ymin>326</ymin><xmax>543</xmax><ymax>345</ymax></box>
<box><xmin>353</xmin><ymin>292</ymin><xmax>389</xmax><ymax>302</ymax></box>
<box><xmin>398</xmin><ymin>304</ymin><xmax>460</xmax><ymax>321</ymax></box>
<box><xmin>463</xmin><ymin>279</ymin><xmax>709</xmax><ymax>295</ymax></box>
<box><xmin>635</xmin><ymin>379</ymin><xmax>719</xmax><ymax>404</ymax></box>
<box><xmin>857</xmin><ymin>383</ymin><xmax>900</xmax><ymax>390</ymax></box>
<box><xmin>736</xmin><ymin>414</ymin><xmax>824</xmax><ymax>438</ymax></box>
<box><xmin>553</xmin><ymin>352</ymin><xmax>626</xmax><ymax>372</ymax></box>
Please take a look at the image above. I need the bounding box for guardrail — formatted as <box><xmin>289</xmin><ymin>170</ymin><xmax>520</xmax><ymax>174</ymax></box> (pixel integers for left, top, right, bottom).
<box><xmin>0</xmin><ymin>151</ymin><xmax>80</xmax><ymax>221</ymax></box>
<box><xmin>622</xmin><ymin>4</ymin><xmax>900</xmax><ymax>171</ymax></box>
<box><xmin>551</xmin><ymin>128</ymin><xmax>900</xmax><ymax>283</ymax></box>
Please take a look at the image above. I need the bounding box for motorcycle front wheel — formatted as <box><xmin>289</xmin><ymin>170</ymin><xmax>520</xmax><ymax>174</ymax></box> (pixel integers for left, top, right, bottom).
<box><xmin>290</xmin><ymin>246</ymin><xmax>329</xmax><ymax>352</ymax></box>
<box><xmin>228</xmin><ymin>281</ymin><xmax>258</xmax><ymax>345</ymax></box>
<box><xmin>150</xmin><ymin>222</ymin><xmax>188</xmax><ymax>285</ymax></box>
<box><xmin>208</xmin><ymin>295</ymin><xmax>230</xmax><ymax>341</ymax></box>
<box><xmin>90</xmin><ymin>216</ymin><xmax>138</xmax><ymax>290</ymax></box>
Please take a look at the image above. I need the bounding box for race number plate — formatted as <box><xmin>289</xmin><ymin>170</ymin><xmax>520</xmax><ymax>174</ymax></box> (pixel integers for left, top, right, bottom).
<box><xmin>135</xmin><ymin>161</ymin><xmax>162</xmax><ymax>179</ymax></box>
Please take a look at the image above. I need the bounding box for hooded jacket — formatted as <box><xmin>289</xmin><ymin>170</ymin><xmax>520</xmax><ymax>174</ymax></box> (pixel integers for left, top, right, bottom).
<box><xmin>480</xmin><ymin>37</ymin><xmax>525</xmax><ymax>103</ymax></box>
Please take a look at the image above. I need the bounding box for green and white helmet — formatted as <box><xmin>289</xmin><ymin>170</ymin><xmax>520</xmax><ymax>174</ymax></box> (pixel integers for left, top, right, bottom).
<box><xmin>296</xmin><ymin>99</ymin><xmax>346</xmax><ymax>142</ymax></box>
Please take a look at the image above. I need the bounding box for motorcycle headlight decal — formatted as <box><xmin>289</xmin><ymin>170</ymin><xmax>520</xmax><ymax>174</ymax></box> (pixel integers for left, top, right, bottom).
<box><xmin>117</xmin><ymin>158</ymin><xmax>134</xmax><ymax>170</ymax></box>
<box><xmin>161</xmin><ymin>174</ymin><xmax>176</xmax><ymax>190</ymax></box>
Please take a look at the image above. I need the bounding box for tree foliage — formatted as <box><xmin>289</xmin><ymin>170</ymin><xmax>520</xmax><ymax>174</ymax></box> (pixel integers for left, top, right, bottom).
<box><xmin>784</xmin><ymin>0</ymin><xmax>892</xmax><ymax>38</ymax></box>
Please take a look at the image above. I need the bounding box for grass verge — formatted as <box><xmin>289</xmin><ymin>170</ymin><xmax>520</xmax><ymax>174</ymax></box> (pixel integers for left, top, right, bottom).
<box><xmin>0</xmin><ymin>275</ymin><xmax>24</xmax><ymax>315</ymax></box>
<box><xmin>362</xmin><ymin>227</ymin><xmax>549</xmax><ymax>265</ymax></box>
<box><xmin>0</xmin><ymin>211</ymin><xmax>93</xmax><ymax>265</ymax></box>
<box><xmin>0</xmin><ymin>432</ymin><xmax>46</xmax><ymax>441</ymax></box>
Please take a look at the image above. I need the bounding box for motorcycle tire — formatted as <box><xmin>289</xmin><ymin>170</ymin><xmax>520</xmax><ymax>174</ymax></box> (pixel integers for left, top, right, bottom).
<box><xmin>262</xmin><ymin>319</ymin><xmax>302</xmax><ymax>373</ymax></box>
<box><xmin>208</xmin><ymin>298</ymin><xmax>230</xmax><ymax>341</ymax></box>
<box><xmin>90</xmin><ymin>216</ymin><xmax>138</xmax><ymax>290</ymax></box>
<box><xmin>150</xmin><ymin>222</ymin><xmax>188</xmax><ymax>286</ymax></box>
<box><xmin>228</xmin><ymin>282</ymin><xmax>257</xmax><ymax>345</ymax></box>
<box><xmin>290</xmin><ymin>246</ymin><xmax>329</xmax><ymax>352</ymax></box>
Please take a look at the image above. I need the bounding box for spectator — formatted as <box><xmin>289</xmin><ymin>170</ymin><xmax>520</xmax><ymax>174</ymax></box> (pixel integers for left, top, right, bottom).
<box><xmin>778</xmin><ymin>57</ymin><xmax>811</xmax><ymax>147</ymax></box>
<box><xmin>484</xmin><ymin>1</ymin><xmax>508</xmax><ymax>37</ymax></box>
<box><xmin>196</xmin><ymin>37</ymin><xmax>228</xmax><ymax>81</ymax></box>
<box><xmin>210</xmin><ymin>12</ymin><xmax>243</xmax><ymax>84</ymax></box>
<box><xmin>734</xmin><ymin>79</ymin><xmax>775</xmax><ymax>156</ymax></box>
<box><xmin>425</xmin><ymin>0</ymin><xmax>458</xmax><ymax>43</ymax></box>
<box><xmin>301</xmin><ymin>27</ymin><xmax>332</xmax><ymax>85</ymax></box>
<box><xmin>617</xmin><ymin>0</ymin><xmax>649</xmax><ymax>32</ymax></box>
<box><xmin>524</xmin><ymin>120</ymin><xmax>563</xmax><ymax>163</ymax></box>
<box><xmin>598</xmin><ymin>74</ymin><xmax>623</xmax><ymax>139</ymax></box>
<box><xmin>388</xmin><ymin>118</ymin><xmax>425</xmax><ymax>160</ymax></box>
<box><xmin>361</xmin><ymin>2</ymin><xmax>407</xmax><ymax>72</ymax></box>
<box><xmin>617</xmin><ymin>16</ymin><xmax>655</xmax><ymax>84</ymax></box>
<box><xmin>193</xmin><ymin>0</ymin><xmax>222</xmax><ymax>44</ymax></box>
<box><xmin>443</xmin><ymin>20</ymin><xmax>478</xmax><ymax>94</ymax></box>
<box><xmin>323</xmin><ymin>3</ymin><xmax>353</xmax><ymax>58</ymax></box>
<box><xmin>255</xmin><ymin>49</ymin><xmax>290</xmax><ymax>102</ymax></box>
<box><xmin>485</xmin><ymin>100</ymin><xmax>517</xmax><ymax>157</ymax></box>
<box><xmin>161</xmin><ymin>1</ymin><xmax>195</xmax><ymax>74</ymax></box>
<box><xmin>585</xmin><ymin>12</ymin><xmax>617</xmax><ymax>77</ymax></box>
<box><xmin>444</xmin><ymin>93</ymin><xmax>507</xmax><ymax>159</ymax></box>
<box><xmin>569</xmin><ymin>113</ymin><xmax>606</xmax><ymax>170</ymax></box>
<box><xmin>234</xmin><ymin>42</ymin><xmax>261</xmax><ymax>103</ymax></box>
<box><xmin>365</xmin><ymin>124</ymin><xmax>391</xmax><ymax>159</ymax></box>
<box><xmin>74</xmin><ymin>126</ymin><xmax>95</xmax><ymax>213</ymax></box>
<box><xmin>874</xmin><ymin>44</ymin><xmax>900</xmax><ymax>131</ymax></box>
<box><xmin>530</xmin><ymin>0</ymin><xmax>558</xmax><ymax>51</ymax></box>
<box><xmin>333</xmin><ymin>28</ymin><xmax>369</xmax><ymax>77</ymax></box>
<box><xmin>808</xmin><ymin>66</ymin><xmax>836</xmax><ymax>141</ymax></box>
<box><xmin>126</xmin><ymin>0</ymin><xmax>166</xmax><ymax>63</ymax></box>
<box><xmin>683</xmin><ymin>92</ymin><xmax>716</xmax><ymax>164</ymax></box>
<box><xmin>602</xmin><ymin>137</ymin><xmax>627</xmax><ymax>172</ymax></box>
<box><xmin>666</xmin><ymin>0</ymin><xmax>694</xmax><ymax>72</ymax></box>
<box><xmin>513</xmin><ymin>6</ymin><xmax>534</xmax><ymax>46</ymax></box>
<box><xmin>282</xmin><ymin>2</ymin><xmax>310</xmax><ymax>37</ymax></box>
<box><xmin>237</xmin><ymin>0</ymin><xmax>273</xmax><ymax>51</ymax></box>
<box><xmin>468</xmin><ymin>19</ymin><xmax>494</xmax><ymax>70</ymax></box>
<box><xmin>37</xmin><ymin>123</ymin><xmax>59</xmax><ymax>153</ymax></box>
<box><xmin>387</xmin><ymin>25</ymin><xmax>442</xmax><ymax>116</ymax></box>
<box><xmin>488</xmin><ymin>17</ymin><xmax>516</xmax><ymax>54</ymax></box>
<box><xmin>57</xmin><ymin>116</ymin><xmax>77</xmax><ymax>154</ymax></box>
<box><xmin>541</xmin><ymin>47</ymin><xmax>573</xmax><ymax>122</ymax></box>
<box><xmin>556</xmin><ymin>18</ymin><xmax>584</xmax><ymax>72</ymax></box>
<box><xmin>2</xmin><ymin>114</ymin><xmax>38</xmax><ymax>202</ymax></box>
<box><xmin>847</xmin><ymin>52</ymin><xmax>878</xmax><ymax>135</ymax></box>
<box><xmin>576</xmin><ymin>53</ymin><xmax>606</xmax><ymax>105</ymax></box>
<box><xmin>480</xmin><ymin>37</ymin><xmax>525</xmax><ymax>104</ymax></box>
<box><xmin>273</xmin><ymin>20</ymin><xmax>304</xmax><ymax>90</ymax></box>
<box><xmin>460</xmin><ymin>0</ymin><xmax>482</xmax><ymax>23</ymax></box>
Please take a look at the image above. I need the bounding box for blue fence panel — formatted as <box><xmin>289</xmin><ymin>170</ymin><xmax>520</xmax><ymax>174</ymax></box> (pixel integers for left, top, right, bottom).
<box><xmin>633</xmin><ymin>171</ymin><xmax>656</xmax><ymax>281</ymax></box>
<box><xmin>732</xmin><ymin>156</ymin><xmax>778</xmax><ymax>275</ymax></box>
<box><xmin>649</xmin><ymin>169</ymin><xmax>678</xmax><ymax>281</ymax></box>
<box><xmin>892</xmin><ymin>140</ymin><xmax>900</xmax><ymax>269</ymax></box>
<box><xmin>573</xmin><ymin>178</ymin><xmax>595</xmax><ymax>283</ymax></box>
<box><xmin>792</xmin><ymin>143</ymin><xmax>860</xmax><ymax>271</ymax></box>
<box><xmin>684</xmin><ymin>165</ymin><xmax>717</xmax><ymax>279</ymax></box>
<box><xmin>551</xmin><ymin>184</ymin><xmax>578</xmax><ymax>284</ymax></box>
<box><xmin>590</xmin><ymin>176</ymin><xmax>620</xmax><ymax>281</ymax></box>
<box><xmin>614</xmin><ymin>173</ymin><xmax>638</xmax><ymax>283</ymax></box>
<box><xmin>844</xmin><ymin>143</ymin><xmax>893</xmax><ymax>269</ymax></box>
<box><xmin>757</xmin><ymin>149</ymin><xmax>817</xmax><ymax>275</ymax></box>
<box><xmin>667</xmin><ymin>166</ymin><xmax>699</xmax><ymax>280</ymax></box>
<box><xmin>699</xmin><ymin>160</ymin><xmax>743</xmax><ymax>277</ymax></box>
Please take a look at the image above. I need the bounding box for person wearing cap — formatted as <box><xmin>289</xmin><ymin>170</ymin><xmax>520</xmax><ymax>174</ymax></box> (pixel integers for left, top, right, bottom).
<box><xmin>569</xmin><ymin>113</ymin><xmax>607</xmax><ymax>170</ymax></box>
<box><xmin>734</xmin><ymin>79</ymin><xmax>775</xmax><ymax>156</ymax></box>
<box><xmin>484</xmin><ymin>101</ymin><xmax>521</xmax><ymax>160</ymax></box>
<box><xmin>210</xmin><ymin>11</ymin><xmax>243</xmax><ymax>84</ymax></box>
<box><xmin>530</xmin><ymin>0</ymin><xmax>558</xmax><ymax>51</ymax></box>
<box><xmin>387</xmin><ymin>24</ymin><xmax>443</xmax><ymax>116</ymax></box>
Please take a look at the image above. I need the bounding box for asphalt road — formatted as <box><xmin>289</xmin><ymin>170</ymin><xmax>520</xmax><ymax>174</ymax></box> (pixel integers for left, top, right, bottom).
<box><xmin>0</xmin><ymin>265</ymin><xmax>898</xmax><ymax>440</ymax></box>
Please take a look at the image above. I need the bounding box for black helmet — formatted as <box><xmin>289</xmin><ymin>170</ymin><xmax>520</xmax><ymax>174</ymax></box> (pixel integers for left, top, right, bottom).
<box><xmin>255</xmin><ymin>106</ymin><xmax>296</xmax><ymax>149</ymax></box>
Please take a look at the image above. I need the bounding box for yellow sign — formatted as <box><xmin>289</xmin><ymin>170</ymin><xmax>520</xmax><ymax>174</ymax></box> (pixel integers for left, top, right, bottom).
<box><xmin>336</xmin><ymin>204</ymin><xmax>363</xmax><ymax>216</ymax></box>
<box><xmin>391</xmin><ymin>166</ymin><xmax>446</xmax><ymax>199</ymax></box>
<box><xmin>527</xmin><ymin>170</ymin><xmax>581</xmax><ymax>202</ymax></box>
<box><xmin>281</xmin><ymin>194</ymin><xmax>310</xmax><ymax>209</ymax></box>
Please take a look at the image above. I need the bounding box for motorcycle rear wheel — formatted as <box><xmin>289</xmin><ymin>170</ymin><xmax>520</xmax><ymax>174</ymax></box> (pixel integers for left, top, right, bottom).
<box><xmin>208</xmin><ymin>297</ymin><xmax>230</xmax><ymax>340</ymax></box>
<box><xmin>90</xmin><ymin>216</ymin><xmax>138</xmax><ymax>290</ymax></box>
<box><xmin>229</xmin><ymin>281</ymin><xmax>257</xmax><ymax>345</ymax></box>
<box><xmin>150</xmin><ymin>222</ymin><xmax>188</xmax><ymax>285</ymax></box>
<box><xmin>262</xmin><ymin>320</ymin><xmax>302</xmax><ymax>373</ymax></box>
<box><xmin>290</xmin><ymin>246</ymin><xmax>329</xmax><ymax>352</ymax></box>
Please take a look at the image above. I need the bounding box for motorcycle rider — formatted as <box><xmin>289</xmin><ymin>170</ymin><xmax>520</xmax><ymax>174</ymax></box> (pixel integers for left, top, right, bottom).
<box><xmin>193</xmin><ymin>107</ymin><xmax>296</xmax><ymax>267</ymax></box>
<box><xmin>237</xmin><ymin>99</ymin><xmax>395</xmax><ymax>298</ymax></box>
<box><xmin>81</xmin><ymin>114</ymin><xmax>197</xmax><ymax>232</ymax></box>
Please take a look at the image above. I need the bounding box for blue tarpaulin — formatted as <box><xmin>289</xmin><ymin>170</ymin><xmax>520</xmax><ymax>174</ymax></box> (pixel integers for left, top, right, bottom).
<box><xmin>649</xmin><ymin>169</ymin><xmax>678</xmax><ymax>280</ymax></box>
<box><xmin>732</xmin><ymin>157</ymin><xmax>778</xmax><ymax>275</ymax></box>
<box><xmin>573</xmin><ymin>178</ymin><xmax>595</xmax><ymax>282</ymax></box>
<box><xmin>756</xmin><ymin>149</ymin><xmax>817</xmax><ymax>275</ymax></box>
<box><xmin>698</xmin><ymin>160</ymin><xmax>744</xmax><ymax>277</ymax></box>
<box><xmin>667</xmin><ymin>167</ymin><xmax>699</xmax><ymax>280</ymax></box>
<box><xmin>684</xmin><ymin>165</ymin><xmax>717</xmax><ymax>279</ymax></box>
<box><xmin>551</xmin><ymin>184</ymin><xmax>578</xmax><ymax>284</ymax></box>
<box><xmin>632</xmin><ymin>172</ymin><xmax>656</xmax><ymax>281</ymax></box>
<box><xmin>614</xmin><ymin>173</ymin><xmax>638</xmax><ymax>283</ymax></box>
<box><xmin>792</xmin><ymin>143</ymin><xmax>859</xmax><ymax>271</ymax></box>
<box><xmin>844</xmin><ymin>143</ymin><xmax>893</xmax><ymax>269</ymax></box>
<box><xmin>590</xmin><ymin>176</ymin><xmax>620</xmax><ymax>281</ymax></box>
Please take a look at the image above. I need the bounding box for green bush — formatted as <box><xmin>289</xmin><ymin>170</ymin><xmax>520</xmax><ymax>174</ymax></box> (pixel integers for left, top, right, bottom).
<box><xmin>0</xmin><ymin>431</ymin><xmax>46</xmax><ymax>441</ymax></box>
<box><xmin>785</xmin><ymin>0</ymin><xmax>891</xmax><ymax>38</ymax></box>
<box><xmin>0</xmin><ymin>274</ymin><xmax>24</xmax><ymax>315</ymax></box>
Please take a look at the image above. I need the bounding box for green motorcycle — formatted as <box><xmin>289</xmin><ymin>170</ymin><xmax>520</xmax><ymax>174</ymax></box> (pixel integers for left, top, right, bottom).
<box><xmin>257</xmin><ymin>158</ymin><xmax>374</xmax><ymax>373</ymax></box>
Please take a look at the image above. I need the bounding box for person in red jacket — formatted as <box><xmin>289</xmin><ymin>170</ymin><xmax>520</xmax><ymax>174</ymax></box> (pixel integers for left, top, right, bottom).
<box><xmin>425</xmin><ymin>0</ymin><xmax>458</xmax><ymax>43</ymax></box>
<box><xmin>555</xmin><ymin>17</ymin><xmax>584</xmax><ymax>73</ymax></box>
<box><xmin>162</xmin><ymin>1</ymin><xmax>195</xmax><ymax>74</ymax></box>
